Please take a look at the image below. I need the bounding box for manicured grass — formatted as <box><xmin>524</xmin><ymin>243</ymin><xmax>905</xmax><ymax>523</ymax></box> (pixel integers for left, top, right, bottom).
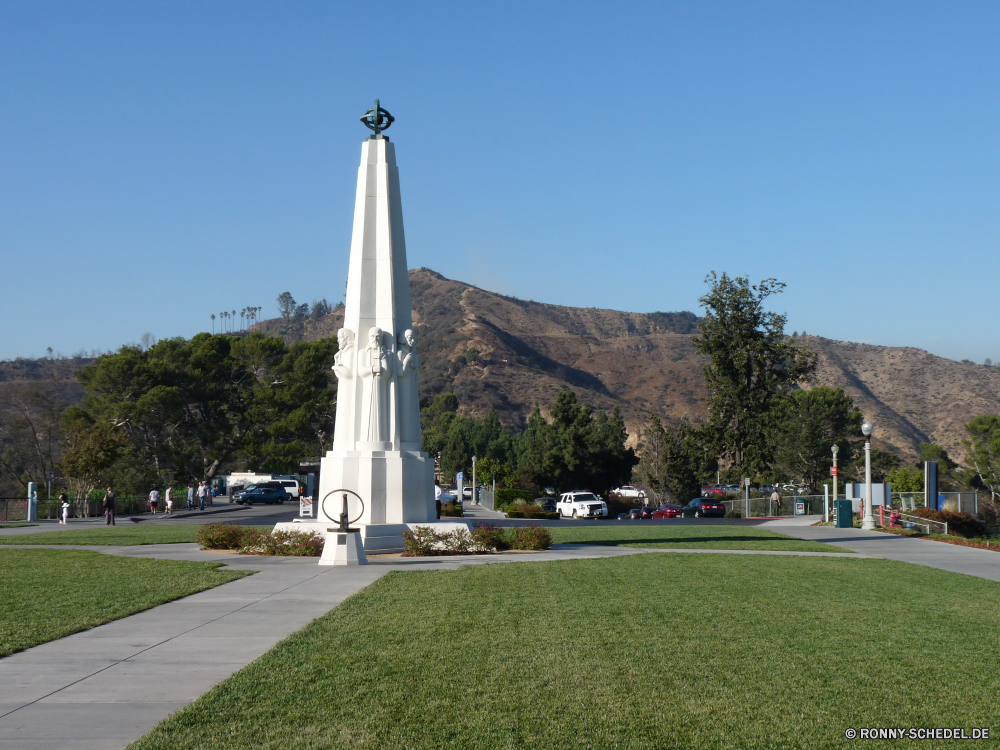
<box><xmin>0</xmin><ymin>525</ymin><xmax>274</xmax><ymax>546</ymax></box>
<box><xmin>0</xmin><ymin>549</ymin><xmax>251</xmax><ymax>657</ymax></box>
<box><xmin>0</xmin><ymin>523</ymin><xmax>36</xmax><ymax>528</ymax></box>
<box><xmin>130</xmin><ymin>554</ymin><xmax>1000</xmax><ymax>750</ymax></box>
<box><xmin>549</xmin><ymin>523</ymin><xmax>847</xmax><ymax>552</ymax></box>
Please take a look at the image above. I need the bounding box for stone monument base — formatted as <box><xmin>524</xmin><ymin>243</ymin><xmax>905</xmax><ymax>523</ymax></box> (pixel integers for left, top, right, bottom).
<box><xmin>318</xmin><ymin>529</ymin><xmax>368</xmax><ymax>566</ymax></box>
<box><xmin>316</xmin><ymin>449</ymin><xmax>436</xmax><ymax>526</ymax></box>
<box><xmin>274</xmin><ymin>519</ymin><xmax>474</xmax><ymax>554</ymax></box>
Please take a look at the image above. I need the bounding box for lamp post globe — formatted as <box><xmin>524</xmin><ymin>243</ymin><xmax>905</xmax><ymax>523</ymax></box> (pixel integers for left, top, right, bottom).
<box><xmin>861</xmin><ymin>421</ymin><xmax>876</xmax><ymax>530</ymax></box>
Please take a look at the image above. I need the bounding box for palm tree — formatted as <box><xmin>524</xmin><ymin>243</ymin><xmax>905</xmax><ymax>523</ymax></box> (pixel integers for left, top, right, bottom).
<box><xmin>240</xmin><ymin>308</ymin><xmax>246</xmax><ymax>330</ymax></box>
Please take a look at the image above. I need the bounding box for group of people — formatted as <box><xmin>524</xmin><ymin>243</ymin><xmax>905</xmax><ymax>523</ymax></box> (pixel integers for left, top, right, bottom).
<box><xmin>148</xmin><ymin>481</ymin><xmax>212</xmax><ymax>515</ymax></box>
<box><xmin>52</xmin><ymin>481</ymin><xmax>216</xmax><ymax>525</ymax></box>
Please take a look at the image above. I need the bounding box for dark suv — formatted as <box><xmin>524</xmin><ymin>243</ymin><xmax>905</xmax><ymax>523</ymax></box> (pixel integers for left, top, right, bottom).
<box><xmin>233</xmin><ymin>483</ymin><xmax>290</xmax><ymax>506</ymax></box>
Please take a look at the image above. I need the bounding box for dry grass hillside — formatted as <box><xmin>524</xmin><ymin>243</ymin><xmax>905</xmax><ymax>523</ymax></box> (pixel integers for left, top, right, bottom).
<box><xmin>254</xmin><ymin>268</ymin><xmax>1000</xmax><ymax>465</ymax></box>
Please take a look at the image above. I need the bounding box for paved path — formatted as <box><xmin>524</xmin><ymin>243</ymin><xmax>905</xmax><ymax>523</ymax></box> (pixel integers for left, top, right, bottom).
<box><xmin>768</xmin><ymin>522</ymin><xmax>1000</xmax><ymax>583</ymax></box>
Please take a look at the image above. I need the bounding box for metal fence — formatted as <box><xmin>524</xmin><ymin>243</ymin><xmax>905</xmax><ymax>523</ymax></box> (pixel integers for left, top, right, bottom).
<box><xmin>1</xmin><ymin>494</ymin><xmax>216</xmax><ymax>521</ymax></box>
<box><xmin>479</xmin><ymin>489</ymin><xmax>495</xmax><ymax>511</ymax></box>
<box><xmin>722</xmin><ymin>495</ymin><xmax>827</xmax><ymax>518</ymax></box>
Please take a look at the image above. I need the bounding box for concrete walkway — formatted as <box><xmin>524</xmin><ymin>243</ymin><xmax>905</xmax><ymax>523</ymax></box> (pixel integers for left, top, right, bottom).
<box><xmin>769</xmin><ymin>522</ymin><xmax>1000</xmax><ymax>583</ymax></box>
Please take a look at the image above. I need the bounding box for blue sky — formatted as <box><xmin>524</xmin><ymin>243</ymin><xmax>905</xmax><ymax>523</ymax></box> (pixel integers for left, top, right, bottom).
<box><xmin>2</xmin><ymin>2</ymin><xmax>998</xmax><ymax>362</ymax></box>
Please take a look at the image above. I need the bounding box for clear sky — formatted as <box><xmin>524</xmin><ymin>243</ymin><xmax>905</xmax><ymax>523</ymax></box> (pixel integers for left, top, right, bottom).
<box><xmin>2</xmin><ymin>2</ymin><xmax>998</xmax><ymax>362</ymax></box>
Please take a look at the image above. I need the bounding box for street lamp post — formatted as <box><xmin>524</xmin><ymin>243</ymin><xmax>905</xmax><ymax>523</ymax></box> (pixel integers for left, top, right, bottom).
<box><xmin>471</xmin><ymin>455</ymin><xmax>478</xmax><ymax>505</ymax></box>
<box><xmin>861</xmin><ymin>421</ymin><xmax>875</xmax><ymax>530</ymax></box>
<box><xmin>827</xmin><ymin>444</ymin><xmax>839</xmax><ymax>524</ymax></box>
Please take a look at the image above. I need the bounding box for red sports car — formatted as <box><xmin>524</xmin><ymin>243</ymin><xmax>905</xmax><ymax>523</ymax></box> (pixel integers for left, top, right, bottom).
<box><xmin>652</xmin><ymin>504</ymin><xmax>683</xmax><ymax>519</ymax></box>
<box><xmin>700</xmin><ymin>485</ymin><xmax>727</xmax><ymax>498</ymax></box>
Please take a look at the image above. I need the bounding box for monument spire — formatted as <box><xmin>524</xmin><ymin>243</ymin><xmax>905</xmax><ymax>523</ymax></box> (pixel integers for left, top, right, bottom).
<box><xmin>317</xmin><ymin>102</ymin><xmax>434</xmax><ymax>531</ymax></box>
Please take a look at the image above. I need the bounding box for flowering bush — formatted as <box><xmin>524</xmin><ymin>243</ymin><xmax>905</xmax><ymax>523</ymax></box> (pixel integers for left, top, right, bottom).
<box><xmin>441</xmin><ymin>529</ymin><xmax>475</xmax><ymax>554</ymax></box>
<box><xmin>508</xmin><ymin>524</ymin><xmax>553</xmax><ymax>551</ymax></box>
<box><xmin>198</xmin><ymin>523</ymin><xmax>260</xmax><ymax>550</ymax></box>
<box><xmin>403</xmin><ymin>526</ymin><xmax>441</xmax><ymax>555</ymax></box>
<box><xmin>440</xmin><ymin>501</ymin><xmax>464</xmax><ymax>517</ymax></box>
<box><xmin>472</xmin><ymin>524</ymin><xmax>509</xmax><ymax>551</ymax></box>
<box><xmin>908</xmin><ymin>508</ymin><xmax>988</xmax><ymax>538</ymax></box>
<box><xmin>240</xmin><ymin>529</ymin><xmax>324</xmax><ymax>556</ymax></box>
<box><xmin>198</xmin><ymin>523</ymin><xmax>324</xmax><ymax>556</ymax></box>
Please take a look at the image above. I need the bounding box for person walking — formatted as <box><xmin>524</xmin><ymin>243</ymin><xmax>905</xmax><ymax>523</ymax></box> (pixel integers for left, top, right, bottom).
<box><xmin>197</xmin><ymin>481</ymin><xmax>207</xmax><ymax>511</ymax></box>
<box><xmin>186</xmin><ymin>483</ymin><xmax>195</xmax><ymax>511</ymax></box>
<box><xmin>164</xmin><ymin>485</ymin><xmax>173</xmax><ymax>516</ymax></box>
<box><xmin>103</xmin><ymin>487</ymin><xmax>116</xmax><ymax>526</ymax></box>
<box><xmin>149</xmin><ymin>487</ymin><xmax>160</xmax><ymax>515</ymax></box>
<box><xmin>59</xmin><ymin>488</ymin><xmax>70</xmax><ymax>524</ymax></box>
<box><xmin>769</xmin><ymin>489</ymin><xmax>782</xmax><ymax>515</ymax></box>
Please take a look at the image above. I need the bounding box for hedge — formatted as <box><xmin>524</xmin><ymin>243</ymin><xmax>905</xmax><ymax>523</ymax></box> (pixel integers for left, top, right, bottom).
<box><xmin>496</xmin><ymin>488</ymin><xmax>537</xmax><ymax>506</ymax></box>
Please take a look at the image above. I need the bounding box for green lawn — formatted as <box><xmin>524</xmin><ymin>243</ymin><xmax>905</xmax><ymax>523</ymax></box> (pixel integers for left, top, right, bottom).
<box><xmin>0</xmin><ymin>549</ymin><xmax>251</xmax><ymax>656</ymax></box>
<box><xmin>130</xmin><ymin>554</ymin><xmax>1000</xmax><ymax>750</ymax></box>
<box><xmin>549</xmin><ymin>523</ymin><xmax>847</xmax><ymax>552</ymax></box>
<box><xmin>0</xmin><ymin>523</ymin><xmax>36</xmax><ymax>528</ymax></box>
<box><xmin>0</xmin><ymin>525</ymin><xmax>273</xmax><ymax>546</ymax></box>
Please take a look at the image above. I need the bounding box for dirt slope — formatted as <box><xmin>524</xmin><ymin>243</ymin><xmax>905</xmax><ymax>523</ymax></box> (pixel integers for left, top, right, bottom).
<box><xmin>253</xmin><ymin>268</ymin><xmax>1000</xmax><ymax>464</ymax></box>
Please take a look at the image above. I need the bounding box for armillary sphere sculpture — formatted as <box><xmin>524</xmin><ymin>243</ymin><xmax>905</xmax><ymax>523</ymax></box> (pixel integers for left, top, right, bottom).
<box><xmin>360</xmin><ymin>99</ymin><xmax>394</xmax><ymax>135</ymax></box>
<box><xmin>321</xmin><ymin>489</ymin><xmax>366</xmax><ymax>532</ymax></box>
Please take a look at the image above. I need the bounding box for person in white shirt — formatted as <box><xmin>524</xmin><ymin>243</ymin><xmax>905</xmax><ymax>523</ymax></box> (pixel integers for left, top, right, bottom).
<box><xmin>149</xmin><ymin>488</ymin><xmax>160</xmax><ymax>515</ymax></box>
<box><xmin>197</xmin><ymin>481</ymin><xmax>207</xmax><ymax>511</ymax></box>
<box><xmin>165</xmin><ymin>485</ymin><xmax>173</xmax><ymax>515</ymax></box>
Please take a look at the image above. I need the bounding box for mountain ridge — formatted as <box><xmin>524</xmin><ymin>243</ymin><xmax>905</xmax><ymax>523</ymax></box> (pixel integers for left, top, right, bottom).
<box><xmin>252</xmin><ymin>268</ymin><xmax>1000</xmax><ymax>465</ymax></box>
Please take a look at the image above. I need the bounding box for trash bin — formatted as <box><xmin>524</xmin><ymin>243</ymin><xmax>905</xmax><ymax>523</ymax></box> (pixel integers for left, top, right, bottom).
<box><xmin>794</xmin><ymin>499</ymin><xmax>806</xmax><ymax>516</ymax></box>
<box><xmin>835</xmin><ymin>499</ymin><xmax>853</xmax><ymax>528</ymax></box>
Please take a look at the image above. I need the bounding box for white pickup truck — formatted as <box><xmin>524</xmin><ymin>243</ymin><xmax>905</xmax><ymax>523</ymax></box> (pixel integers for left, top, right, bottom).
<box><xmin>557</xmin><ymin>491</ymin><xmax>608</xmax><ymax>519</ymax></box>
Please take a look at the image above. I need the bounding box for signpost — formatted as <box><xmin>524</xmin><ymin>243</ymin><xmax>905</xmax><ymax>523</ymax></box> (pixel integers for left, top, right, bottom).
<box><xmin>743</xmin><ymin>477</ymin><xmax>751</xmax><ymax>518</ymax></box>
<box><xmin>299</xmin><ymin>495</ymin><xmax>314</xmax><ymax>518</ymax></box>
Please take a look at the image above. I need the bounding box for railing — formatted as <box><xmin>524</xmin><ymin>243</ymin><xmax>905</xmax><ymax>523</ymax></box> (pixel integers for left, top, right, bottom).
<box><xmin>0</xmin><ymin>494</ymin><xmax>217</xmax><ymax>521</ymax></box>
<box><xmin>722</xmin><ymin>495</ymin><xmax>826</xmax><ymax>518</ymax></box>
<box><xmin>479</xmin><ymin>489</ymin><xmax>495</xmax><ymax>512</ymax></box>
<box><xmin>875</xmin><ymin>509</ymin><xmax>947</xmax><ymax>536</ymax></box>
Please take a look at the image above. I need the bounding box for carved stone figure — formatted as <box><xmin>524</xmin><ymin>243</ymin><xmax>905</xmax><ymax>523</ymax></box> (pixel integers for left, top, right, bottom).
<box><xmin>396</xmin><ymin>329</ymin><xmax>421</xmax><ymax>445</ymax></box>
<box><xmin>359</xmin><ymin>326</ymin><xmax>392</xmax><ymax>443</ymax></box>
<box><xmin>332</xmin><ymin>328</ymin><xmax>355</xmax><ymax>381</ymax></box>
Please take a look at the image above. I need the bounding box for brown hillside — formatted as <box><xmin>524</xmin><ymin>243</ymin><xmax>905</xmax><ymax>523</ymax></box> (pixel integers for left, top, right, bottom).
<box><xmin>255</xmin><ymin>268</ymin><xmax>1000</xmax><ymax>465</ymax></box>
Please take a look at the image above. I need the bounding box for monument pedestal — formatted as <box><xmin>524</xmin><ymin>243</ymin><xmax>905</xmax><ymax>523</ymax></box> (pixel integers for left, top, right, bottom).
<box><xmin>316</xmin><ymin>449</ymin><xmax>435</xmax><ymax>526</ymax></box>
<box><xmin>318</xmin><ymin>529</ymin><xmax>368</xmax><ymax>566</ymax></box>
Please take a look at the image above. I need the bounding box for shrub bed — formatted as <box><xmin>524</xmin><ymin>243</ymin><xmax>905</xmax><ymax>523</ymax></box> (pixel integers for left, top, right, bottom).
<box><xmin>908</xmin><ymin>508</ymin><xmax>988</xmax><ymax>538</ymax></box>
<box><xmin>197</xmin><ymin>523</ymin><xmax>324</xmax><ymax>556</ymax></box>
<box><xmin>403</xmin><ymin>523</ymin><xmax>552</xmax><ymax>556</ymax></box>
<box><xmin>505</xmin><ymin>504</ymin><xmax>559</xmax><ymax>519</ymax></box>
<box><xmin>440</xmin><ymin>501</ymin><xmax>464</xmax><ymax>517</ymax></box>
<box><xmin>495</xmin><ymin>488</ymin><xmax>536</xmax><ymax>506</ymax></box>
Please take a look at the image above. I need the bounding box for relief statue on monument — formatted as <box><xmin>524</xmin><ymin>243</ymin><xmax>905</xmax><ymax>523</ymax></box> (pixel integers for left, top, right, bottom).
<box><xmin>332</xmin><ymin>327</ymin><xmax>355</xmax><ymax>380</ymax></box>
<box><xmin>360</xmin><ymin>326</ymin><xmax>392</xmax><ymax>442</ymax></box>
<box><xmin>396</xmin><ymin>328</ymin><xmax>421</xmax><ymax>445</ymax></box>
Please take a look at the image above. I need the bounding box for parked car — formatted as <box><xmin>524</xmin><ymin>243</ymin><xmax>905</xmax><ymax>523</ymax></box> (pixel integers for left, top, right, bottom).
<box><xmin>758</xmin><ymin>485</ymin><xmax>776</xmax><ymax>496</ymax></box>
<box><xmin>681</xmin><ymin>497</ymin><xmax>726</xmax><ymax>518</ymax></box>
<box><xmin>701</xmin><ymin>485</ymin><xmax>727</xmax><ymax>498</ymax></box>
<box><xmin>612</xmin><ymin>484</ymin><xmax>647</xmax><ymax>498</ymax></box>
<box><xmin>616</xmin><ymin>512</ymin><xmax>632</xmax><ymax>520</ymax></box>
<box><xmin>628</xmin><ymin>508</ymin><xmax>642</xmax><ymax>520</ymax></box>
<box><xmin>233</xmin><ymin>484</ymin><xmax>290</xmax><ymax>506</ymax></box>
<box><xmin>652</xmin><ymin>504</ymin><xmax>683</xmax><ymax>519</ymax></box>
<box><xmin>557</xmin><ymin>491</ymin><xmax>608</xmax><ymax>519</ymax></box>
<box><xmin>722</xmin><ymin>484</ymin><xmax>742</xmax><ymax>497</ymax></box>
<box><xmin>639</xmin><ymin>506</ymin><xmax>656</xmax><ymax>519</ymax></box>
<box><xmin>536</xmin><ymin>498</ymin><xmax>557</xmax><ymax>513</ymax></box>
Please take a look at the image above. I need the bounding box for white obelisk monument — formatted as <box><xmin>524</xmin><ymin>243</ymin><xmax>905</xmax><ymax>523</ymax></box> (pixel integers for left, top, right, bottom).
<box><xmin>313</xmin><ymin>101</ymin><xmax>436</xmax><ymax>547</ymax></box>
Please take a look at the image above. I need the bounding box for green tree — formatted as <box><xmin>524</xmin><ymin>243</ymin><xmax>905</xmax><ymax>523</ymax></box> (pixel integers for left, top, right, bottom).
<box><xmin>60</xmin><ymin>416</ymin><xmax>129</xmax><ymax>516</ymax></box>
<box><xmin>72</xmin><ymin>332</ymin><xmax>336</xmax><ymax>483</ymax></box>
<box><xmin>963</xmin><ymin>415</ymin><xmax>1000</xmax><ymax>499</ymax></box>
<box><xmin>635</xmin><ymin>416</ymin><xmax>702</xmax><ymax>503</ymax></box>
<box><xmin>917</xmin><ymin>442</ymin><xmax>962</xmax><ymax>489</ymax></box>
<box><xmin>692</xmin><ymin>273</ymin><xmax>815</xmax><ymax>477</ymax></box>
<box><xmin>772</xmin><ymin>386</ymin><xmax>861</xmax><ymax>490</ymax></box>
<box><xmin>886</xmin><ymin>466</ymin><xmax>923</xmax><ymax>492</ymax></box>
<box><xmin>276</xmin><ymin>292</ymin><xmax>296</xmax><ymax>322</ymax></box>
